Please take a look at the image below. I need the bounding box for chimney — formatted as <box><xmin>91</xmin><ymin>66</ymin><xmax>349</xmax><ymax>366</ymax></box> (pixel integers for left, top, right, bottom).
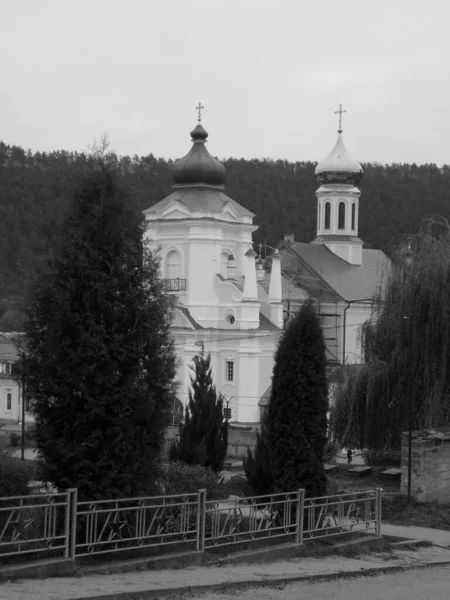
<box><xmin>269</xmin><ymin>250</ymin><xmax>283</xmax><ymax>328</ymax></box>
<box><xmin>284</xmin><ymin>233</ymin><xmax>295</xmax><ymax>244</ymax></box>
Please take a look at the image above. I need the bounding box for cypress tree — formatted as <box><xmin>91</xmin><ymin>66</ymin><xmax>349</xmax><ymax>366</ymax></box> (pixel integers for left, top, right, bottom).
<box><xmin>243</xmin><ymin>407</ymin><xmax>273</xmax><ymax>495</ymax></box>
<box><xmin>24</xmin><ymin>158</ymin><xmax>177</xmax><ymax>501</ymax></box>
<box><xmin>268</xmin><ymin>299</ymin><xmax>328</xmax><ymax>498</ymax></box>
<box><xmin>170</xmin><ymin>351</ymin><xmax>228</xmax><ymax>472</ymax></box>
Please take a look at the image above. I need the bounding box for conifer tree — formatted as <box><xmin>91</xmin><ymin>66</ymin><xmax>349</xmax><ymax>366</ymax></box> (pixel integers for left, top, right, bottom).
<box><xmin>170</xmin><ymin>350</ymin><xmax>228</xmax><ymax>472</ymax></box>
<box><xmin>243</xmin><ymin>407</ymin><xmax>273</xmax><ymax>495</ymax></box>
<box><xmin>23</xmin><ymin>157</ymin><xmax>177</xmax><ymax>501</ymax></box>
<box><xmin>268</xmin><ymin>299</ymin><xmax>328</xmax><ymax>497</ymax></box>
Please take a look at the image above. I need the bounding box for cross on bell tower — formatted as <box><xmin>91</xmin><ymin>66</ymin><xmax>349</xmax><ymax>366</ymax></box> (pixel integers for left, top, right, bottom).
<box><xmin>196</xmin><ymin>102</ymin><xmax>204</xmax><ymax>123</ymax></box>
<box><xmin>334</xmin><ymin>103</ymin><xmax>347</xmax><ymax>133</ymax></box>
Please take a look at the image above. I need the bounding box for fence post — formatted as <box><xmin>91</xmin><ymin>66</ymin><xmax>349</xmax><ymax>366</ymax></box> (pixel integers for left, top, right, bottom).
<box><xmin>375</xmin><ymin>488</ymin><xmax>382</xmax><ymax>537</ymax></box>
<box><xmin>69</xmin><ymin>488</ymin><xmax>78</xmax><ymax>561</ymax></box>
<box><xmin>196</xmin><ymin>488</ymin><xmax>206</xmax><ymax>553</ymax></box>
<box><xmin>296</xmin><ymin>489</ymin><xmax>305</xmax><ymax>545</ymax></box>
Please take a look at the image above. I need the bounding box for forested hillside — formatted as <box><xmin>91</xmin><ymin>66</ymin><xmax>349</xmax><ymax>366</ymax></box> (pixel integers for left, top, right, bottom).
<box><xmin>1</xmin><ymin>140</ymin><xmax>450</xmax><ymax>330</ymax></box>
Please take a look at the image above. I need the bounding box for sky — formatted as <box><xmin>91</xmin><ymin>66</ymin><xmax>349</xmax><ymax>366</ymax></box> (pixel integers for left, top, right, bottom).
<box><xmin>1</xmin><ymin>0</ymin><xmax>450</xmax><ymax>166</ymax></box>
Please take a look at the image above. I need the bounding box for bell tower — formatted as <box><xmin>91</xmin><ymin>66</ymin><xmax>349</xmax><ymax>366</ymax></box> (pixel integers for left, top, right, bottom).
<box><xmin>312</xmin><ymin>105</ymin><xmax>364</xmax><ymax>266</ymax></box>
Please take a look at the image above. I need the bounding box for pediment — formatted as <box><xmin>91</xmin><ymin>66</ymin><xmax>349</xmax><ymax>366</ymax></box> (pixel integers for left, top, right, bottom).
<box><xmin>160</xmin><ymin>201</ymin><xmax>192</xmax><ymax>220</ymax></box>
<box><xmin>219</xmin><ymin>202</ymin><xmax>238</xmax><ymax>222</ymax></box>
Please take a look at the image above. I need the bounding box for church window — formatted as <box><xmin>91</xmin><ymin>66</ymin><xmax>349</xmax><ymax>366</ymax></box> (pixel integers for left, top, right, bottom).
<box><xmin>225</xmin><ymin>359</ymin><xmax>235</xmax><ymax>383</ymax></box>
<box><xmin>166</xmin><ymin>250</ymin><xmax>181</xmax><ymax>279</ymax></box>
<box><xmin>6</xmin><ymin>392</ymin><xmax>12</xmax><ymax>412</ymax></box>
<box><xmin>324</xmin><ymin>202</ymin><xmax>331</xmax><ymax>230</ymax></box>
<box><xmin>226</xmin><ymin>314</ymin><xmax>235</xmax><ymax>325</ymax></box>
<box><xmin>220</xmin><ymin>251</ymin><xmax>229</xmax><ymax>278</ymax></box>
<box><xmin>338</xmin><ymin>202</ymin><xmax>346</xmax><ymax>230</ymax></box>
<box><xmin>351</xmin><ymin>203</ymin><xmax>356</xmax><ymax>230</ymax></box>
<box><xmin>4</xmin><ymin>362</ymin><xmax>11</xmax><ymax>375</ymax></box>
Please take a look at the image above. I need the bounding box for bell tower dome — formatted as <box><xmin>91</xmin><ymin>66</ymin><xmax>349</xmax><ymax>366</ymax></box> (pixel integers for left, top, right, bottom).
<box><xmin>312</xmin><ymin>105</ymin><xmax>364</xmax><ymax>266</ymax></box>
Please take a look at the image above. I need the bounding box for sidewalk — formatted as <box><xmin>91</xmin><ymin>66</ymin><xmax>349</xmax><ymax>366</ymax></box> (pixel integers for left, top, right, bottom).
<box><xmin>2</xmin><ymin>538</ymin><xmax>450</xmax><ymax>600</ymax></box>
<box><xmin>382</xmin><ymin>524</ymin><xmax>450</xmax><ymax>546</ymax></box>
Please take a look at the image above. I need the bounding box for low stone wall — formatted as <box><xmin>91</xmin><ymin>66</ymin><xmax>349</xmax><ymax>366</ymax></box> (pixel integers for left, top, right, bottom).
<box><xmin>163</xmin><ymin>423</ymin><xmax>258</xmax><ymax>461</ymax></box>
<box><xmin>401</xmin><ymin>427</ymin><xmax>450</xmax><ymax>503</ymax></box>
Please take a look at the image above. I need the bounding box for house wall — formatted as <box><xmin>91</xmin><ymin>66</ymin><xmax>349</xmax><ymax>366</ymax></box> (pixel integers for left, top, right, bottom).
<box><xmin>400</xmin><ymin>429</ymin><xmax>450</xmax><ymax>503</ymax></box>
<box><xmin>0</xmin><ymin>376</ymin><xmax>20</xmax><ymax>422</ymax></box>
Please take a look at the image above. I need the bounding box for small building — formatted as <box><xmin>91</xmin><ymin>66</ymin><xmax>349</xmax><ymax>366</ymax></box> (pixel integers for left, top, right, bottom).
<box><xmin>143</xmin><ymin>117</ymin><xmax>282</xmax><ymax>423</ymax></box>
<box><xmin>0</xmin><ymin>333</ymin><xmax>27</xmax><ymax>423</ymax></box>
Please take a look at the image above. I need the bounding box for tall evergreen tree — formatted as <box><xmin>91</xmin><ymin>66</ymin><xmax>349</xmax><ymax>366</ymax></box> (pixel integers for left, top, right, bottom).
<box><xmin>170</xmin><ymin>351</ymin><xmax>228</xmax><ymax>472</ymax></box>
<box><xmin>268</xmin><ymin>299</ymin><xmax>328</xmax><ymax>497</ymax></box>
<box><xmin>243</xmin><ymin>407</ymin><xmax>273</xmax><ymax>495</ymax></box>
<box><xmin>23</xmin><ymin>157</ymin><xmax>177</xmax><ymax>501</ymax></box>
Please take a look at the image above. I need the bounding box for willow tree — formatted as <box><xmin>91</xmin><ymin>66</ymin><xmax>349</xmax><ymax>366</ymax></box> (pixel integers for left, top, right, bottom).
<box><xmin>331</xmin><ymin>215</ymin><xmax>450</xmax><ymax>451</ymax></box>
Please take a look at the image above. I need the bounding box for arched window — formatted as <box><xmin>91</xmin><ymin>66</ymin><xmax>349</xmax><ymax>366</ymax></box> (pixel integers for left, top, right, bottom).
<box><xmin>220</xmin><ymin>251</ymin><xmax>229</xmax><ymax>278</ymax></box>
<box><xmin>318</xmin><ymin>204</ymin><xmax>321</xmax><ymax>231</ymax></box>
<box><xmin>338</xmin><ymin>202</ymin><xmax>346</xmax><ymax>230</ymax></box>
<box><xmin>324</xmin><ymin>202</ymin><xmax>331</xmax><ymax>230</ymax></box>
<box><xmin>6</xmin><ymin>393</ymin><xmax>12</xmax><ymax>412</ymax></box>
<box><xmin>351</xmin><ymin>203</ymin><xmax>356</xmax><ymax>230</ymax></box>
<box><xmin>166</xmin><ymin>250</ymin><xmax>181</xmax><ymax>279</ymax></box>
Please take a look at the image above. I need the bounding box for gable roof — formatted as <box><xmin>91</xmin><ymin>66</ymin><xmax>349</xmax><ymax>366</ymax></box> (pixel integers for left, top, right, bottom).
<box><xmin>285</xmin><ymin>242</ymin><xmax>391</xmax><ymax>302</ymax></box>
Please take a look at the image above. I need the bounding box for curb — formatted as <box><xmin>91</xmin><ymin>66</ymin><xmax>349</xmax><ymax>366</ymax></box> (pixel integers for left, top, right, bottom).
<box><xmin>73</xmin><ymin>559</ymin><xmax>450</xmax><ymax>600</ymax></box>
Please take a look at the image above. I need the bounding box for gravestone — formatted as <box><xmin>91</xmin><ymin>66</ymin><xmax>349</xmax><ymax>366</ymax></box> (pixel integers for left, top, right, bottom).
<box><xmin>348</xmin><ymin>466</ymin><xmax>373</xmax><ymax>477</ymax></box>
<box><xmin>380</xmin><ymin>468</ymin><xmax>401</xmax><ymax>481</ymax></box>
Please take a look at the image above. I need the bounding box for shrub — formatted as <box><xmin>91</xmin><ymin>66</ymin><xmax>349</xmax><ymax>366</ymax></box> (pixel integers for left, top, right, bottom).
<box><xmin>9</xmin><ymin>432</ymin><xmax>20</xmax><ymax>447</ymax></box>
<box><xmin>362</xmin><ymin>447</ymin><xmax>401</xmax><ymax>466</ymax></box>
<box><xmin>0</xmin><ymin>450</ymin><xmax>34</xmax><ymax>497</ymax></box>
<box><xmin>163</xmin><ymin>461</ymin><xmax>218</xmax><ymax>499</ymax></box>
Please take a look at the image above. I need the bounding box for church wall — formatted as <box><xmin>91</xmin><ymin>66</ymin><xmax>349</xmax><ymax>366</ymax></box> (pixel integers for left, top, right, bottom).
<box><xmin>171</xmin><ymin>329</ymin><xmax>277</xmax><ymax>425</ymax></box>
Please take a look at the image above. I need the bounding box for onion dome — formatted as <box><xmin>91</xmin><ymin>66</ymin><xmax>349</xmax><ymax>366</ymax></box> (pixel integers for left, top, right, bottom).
<box><xmin>315</xmin><ymin>132</ymin><xmax>363</xmax><ymax>185</ymax></box>
<box><xmin>171</xmin><ymin>123</ymin><xmax>226</xmax><ymax>187</ymax></box>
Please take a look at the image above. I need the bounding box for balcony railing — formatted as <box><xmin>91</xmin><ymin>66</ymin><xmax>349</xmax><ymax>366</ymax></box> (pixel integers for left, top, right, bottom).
<box><xmin>160</xmin><ymin>278</ymin><xmax>187</xmax><ymax>292</ymax></box>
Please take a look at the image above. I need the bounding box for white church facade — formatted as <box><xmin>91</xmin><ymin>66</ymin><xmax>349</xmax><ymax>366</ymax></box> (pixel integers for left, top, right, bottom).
<box><xmin>144</xmin><ymin>108</ymin><xmax>391</xmax><ymax>423</ymax></box>
<box><xmin>144</xmin><ymin>117</ymin><xmax>283</xmax><ymax>424</ymax></box>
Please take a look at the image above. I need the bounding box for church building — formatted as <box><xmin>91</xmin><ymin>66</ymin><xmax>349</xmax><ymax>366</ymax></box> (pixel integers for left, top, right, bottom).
<box><xmin>277</xmin><ymin>109</ymin><xmax>391</xmax><ymax>368</ymax></box>
<box><xmin>143</xmin><ymin>110</ymin><xmax>283</xmax><ymax>424</ymax></box>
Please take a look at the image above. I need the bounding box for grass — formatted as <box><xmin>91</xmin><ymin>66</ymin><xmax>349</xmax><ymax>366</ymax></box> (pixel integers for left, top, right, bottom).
<box><xmin>326</xmin><ymin>464</ymin><xmax>399</xmax><ymax>495</ymax></box>
<box><xmin>382</xmin><ymin>497</ymin><xmax>450</xmax><ymax>531</ymax></box>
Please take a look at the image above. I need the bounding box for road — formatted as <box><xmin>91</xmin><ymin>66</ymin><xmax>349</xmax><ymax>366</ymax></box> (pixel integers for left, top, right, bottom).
<box><xmin>190</xmin><ymin>566</ymin><xmax>450</xmax><ymax>600</ymax></box>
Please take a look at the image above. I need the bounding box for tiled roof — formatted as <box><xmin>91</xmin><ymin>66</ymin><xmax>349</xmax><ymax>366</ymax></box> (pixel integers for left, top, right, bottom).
<box><xmin>145</xmin><ymin>186</ymin><xmax>254</xmax><ymax>219</ymax></box>
<box><xmin>258</xmin><ymin>272</ymin><xmax>309</xmax><ymax>302</ymax></box>
<box><xmin>173</xmin><ymin>306</ymin><xmax>204</xmax><ymax>330</ymax></box>
<box><xmin>0</xmin><ymin>334</ymin><xmax>20</xmax><ymax>362</ymax></box>
<box><xmin>288</xmin><ymin>242</ymin><xmax>391</xmax><ymax>302</ymax></box>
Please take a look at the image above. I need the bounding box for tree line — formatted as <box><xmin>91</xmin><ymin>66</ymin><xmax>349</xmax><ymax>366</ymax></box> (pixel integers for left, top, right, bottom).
<box><xmin>1</xmin><ymin>140</ymin><xmax>450</xmax><ymax>330</ymax></box>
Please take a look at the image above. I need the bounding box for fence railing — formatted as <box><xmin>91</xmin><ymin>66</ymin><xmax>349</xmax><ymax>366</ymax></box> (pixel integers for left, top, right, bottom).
<box><xmin>0</xmin><ymin>488</ymin><xmax>382</xmax><ymax>566</ymax></box>
<box><xmin>0</xmin><ymin>489</ymin><xmax>76</xmax><ymax>562</ymax></box>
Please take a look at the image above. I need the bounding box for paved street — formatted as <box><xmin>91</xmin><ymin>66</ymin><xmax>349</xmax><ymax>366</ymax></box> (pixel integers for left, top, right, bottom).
<box><xmin>192</xmin><ymin>566</ymin><xmax>450</xmax><ymax>600</ymax></box>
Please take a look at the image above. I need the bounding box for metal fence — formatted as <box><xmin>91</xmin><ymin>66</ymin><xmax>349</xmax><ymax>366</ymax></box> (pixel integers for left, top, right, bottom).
<box><xmin>0</xmin><ymin>489</ymin><xmax>76</xmax><ymax>562</ymax></box>
<box><xmin>0</xmin><ymin>488</ymin><xmax>382</xmax><ymax>566</ymax></box>
<box><xmin>75</xmin><ymin>491</ymin><xmax>201</xmax><ymax>557</ymax></box>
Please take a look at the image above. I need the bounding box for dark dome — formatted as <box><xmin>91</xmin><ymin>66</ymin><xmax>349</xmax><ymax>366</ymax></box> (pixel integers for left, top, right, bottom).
<box><xmin>171</xmin><ymin>123</ymin><xmax>226</xmax><ymax>187</ymax></box>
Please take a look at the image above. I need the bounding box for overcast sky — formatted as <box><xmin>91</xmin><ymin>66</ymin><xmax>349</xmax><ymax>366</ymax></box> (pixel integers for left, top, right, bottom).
<box><xmin>1</xmin><ymin>0</ymin><xmax>449</xmax><ymax>165</ymax></box>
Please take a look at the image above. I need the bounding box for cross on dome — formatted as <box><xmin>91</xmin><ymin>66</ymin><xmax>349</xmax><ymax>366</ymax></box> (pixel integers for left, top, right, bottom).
<box><xmin>334</xmin><ymin>103</ymin><xmax>347</xmax><ymax>133</ymax></box>
<box><xmin>196</xmin><ymin>102</ymin><xmax>204</xmax><ymax>123</ymax></box>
